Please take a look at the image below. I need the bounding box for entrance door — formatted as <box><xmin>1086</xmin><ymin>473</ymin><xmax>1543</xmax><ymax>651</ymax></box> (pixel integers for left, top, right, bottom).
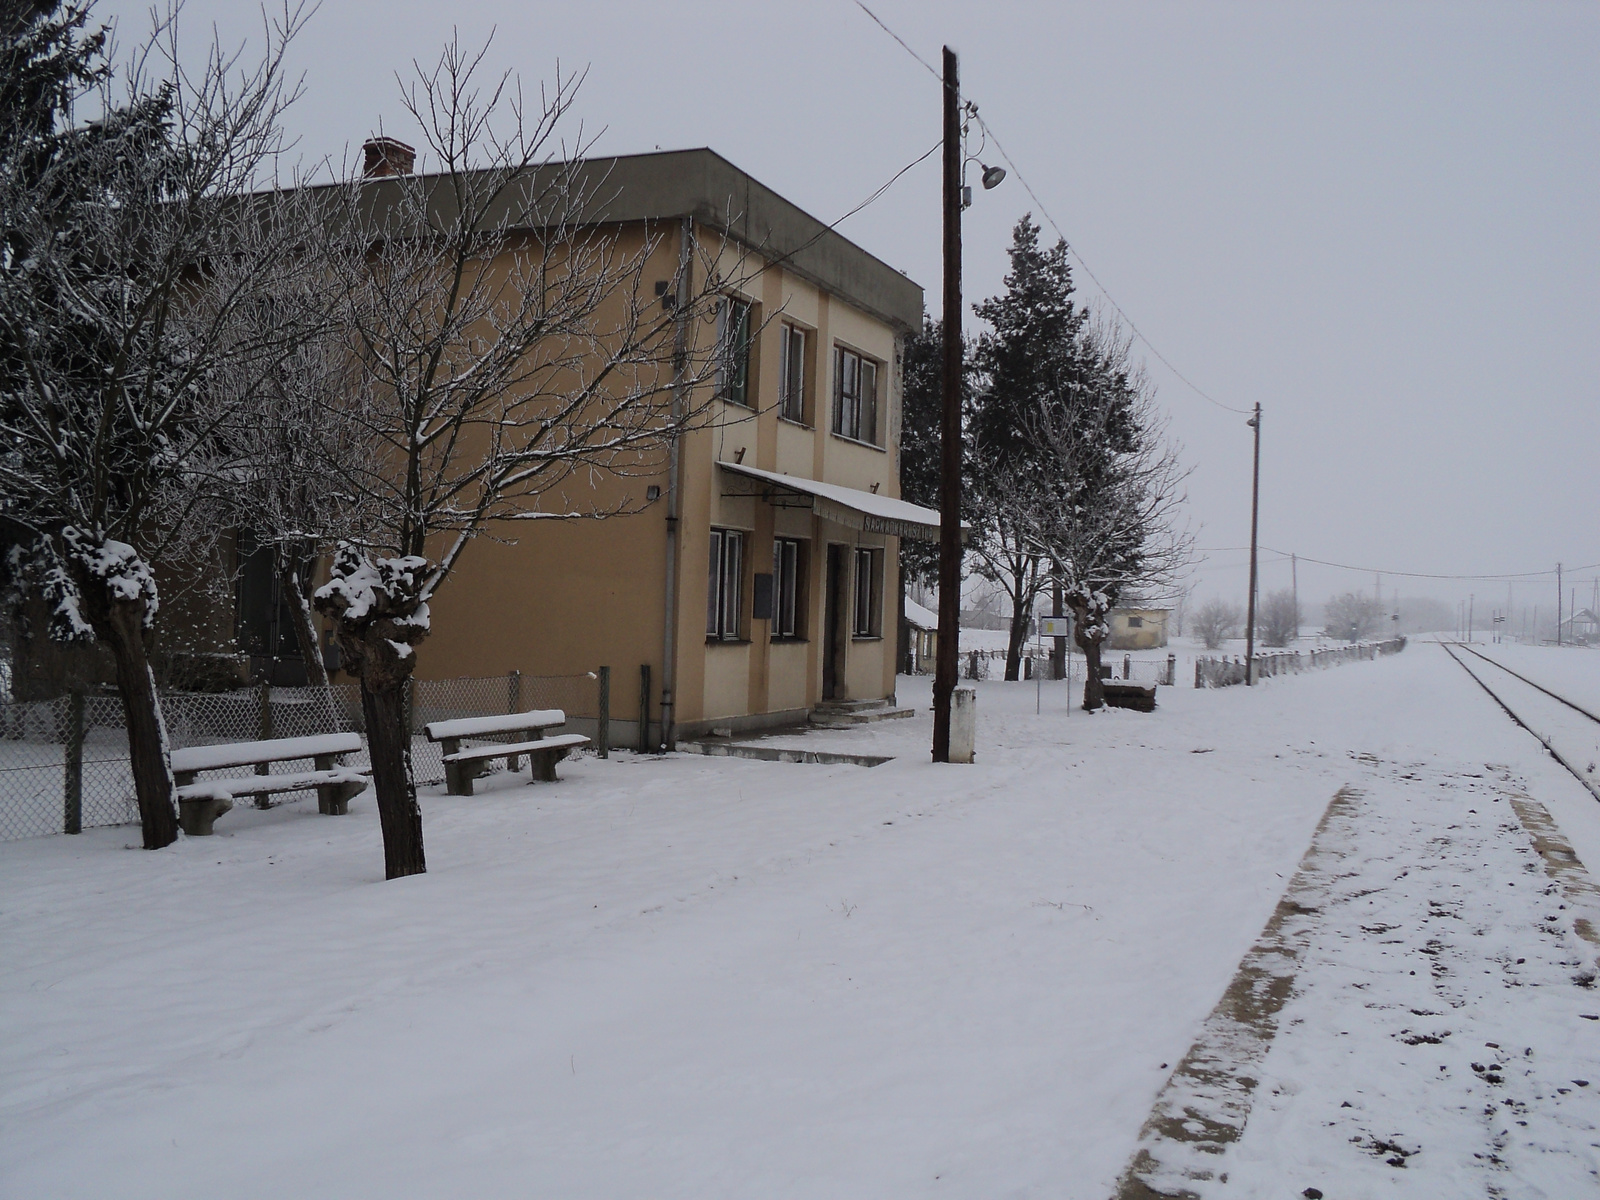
<box><xmin>823</xmin><ymin>544</ymin><xmax>847</xmax><ymax>700</ymax></box>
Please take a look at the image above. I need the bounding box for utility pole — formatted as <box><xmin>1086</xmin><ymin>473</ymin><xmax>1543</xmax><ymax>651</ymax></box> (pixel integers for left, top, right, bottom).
<box><xmin>932</xmin><ymin>45</ymin><xmax>963</xmax><ymax>762</ymax></box>
<box><xmin>1244</xmin><ymin>403</ymin><xmax>1261</xmax><ymax>684</ymax></box>
<box><xmin>1290</xmin><ymin>552</ymin><xmax>1299</xmax><ymax>642</ymax></box>
<box><xmin>1557</xmin><ymin>562</ymin><xmax>1563</xmax><ymax>647</ymax></box>
<box><xmin>1468</xmin><ymin>594</ymin><xmax>1474</xmax><ymax>644</ymax></box>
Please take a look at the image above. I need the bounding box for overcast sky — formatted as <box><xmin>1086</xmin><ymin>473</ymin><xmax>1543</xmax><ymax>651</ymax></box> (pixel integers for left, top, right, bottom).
<box><xmin>99</xmin><ymin>0</ymin><xmax>1599</xmax><ymax>619</ymax></box>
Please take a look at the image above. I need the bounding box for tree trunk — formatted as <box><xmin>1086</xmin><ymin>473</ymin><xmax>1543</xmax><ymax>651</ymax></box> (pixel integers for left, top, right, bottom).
<box><xmin>1079</xmin><ymin>632</ymin><xmax>1106</xmax><ymax>711</ymax></box>
<box><xmin>1004</xmin><ymin>588</ymin><xmax>1029</xmax><ymax>682</ymax></box>
<box><xmin>359</xmin><ymin>669</ymin><xmax>426</xmax><ymax>879</ymax></box>
<box><xmin>1050</xmin><ymin>574</ymin><xmax>1066</xmax><ymax>680</ymax></box>
<box><xmin>280</xmin><ymin>557</ymin><xmax>328</xmax><ymax>688</ymax></box>
<box><xmin>93</xmin><ymin>587</ymin><xmax>178</xmax><ymax>848</ymax></box>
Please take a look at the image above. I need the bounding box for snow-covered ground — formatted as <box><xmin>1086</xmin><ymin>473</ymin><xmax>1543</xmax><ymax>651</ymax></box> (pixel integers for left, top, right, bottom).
<box><xmin>3</xmin><ymin>644</ymin><xmax>1598</xmax><ymax>1197</ymax></box>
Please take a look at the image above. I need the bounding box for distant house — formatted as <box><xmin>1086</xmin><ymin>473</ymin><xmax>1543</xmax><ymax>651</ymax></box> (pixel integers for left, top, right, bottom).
<box><xmin>1560</xmin><ymin>608</ymin><xmax>1600</xmax><ymax>645</ymax></box>
<box><xmin>903</xmin><ymin>597</ymin><xmax>939</xmax><ymax>674</ymax></box>
<box><xmin>1108</xmin><ymin>607</ymin><xmax>1169</xmax><ymax>650</ymax></box>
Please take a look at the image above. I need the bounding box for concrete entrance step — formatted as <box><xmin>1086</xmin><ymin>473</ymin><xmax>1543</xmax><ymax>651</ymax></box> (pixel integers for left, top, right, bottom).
<box><xmin>808</xmin><ymin>702</ymin><xmax>916</xmax><ymax>727</ymax></box>
<box><xmin>675</xmin><ymin>740</ymin><xmax>892</xmax><ymax>768</ymax></box>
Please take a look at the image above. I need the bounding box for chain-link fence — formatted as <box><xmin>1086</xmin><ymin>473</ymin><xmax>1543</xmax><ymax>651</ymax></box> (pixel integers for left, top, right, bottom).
<box><xmin>0</xmin><ymin>671</ymin><xmax>604</xmax><ymax>843</ymax></box>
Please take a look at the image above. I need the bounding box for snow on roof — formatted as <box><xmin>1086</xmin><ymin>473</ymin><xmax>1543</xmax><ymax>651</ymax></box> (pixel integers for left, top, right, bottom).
<box><xmin>905</xmin><ymin>598</ymin><xmax>938</xmax><ymax>629</ymax></box>
<box><xmin>718</xmin><ymin>461</ymin><xmax>966</xmax><ymax>544</ymax></box>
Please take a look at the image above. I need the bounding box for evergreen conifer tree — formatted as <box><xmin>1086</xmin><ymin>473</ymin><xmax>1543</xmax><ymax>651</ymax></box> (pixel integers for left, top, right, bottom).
<box><xmin>969</xmin><ymin>216</ymin><xmax>1089</xmax><ymax>679</ymax></box>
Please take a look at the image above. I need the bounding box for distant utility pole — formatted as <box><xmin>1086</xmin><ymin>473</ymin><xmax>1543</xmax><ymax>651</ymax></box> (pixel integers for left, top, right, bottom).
<box><xmin>1468</xmin><ymin>594</ymin><xmax>1474</xmax><ymax>644</ymax></box>
<box><xmin>1291</xmin><ymin>552</ymin><xmax>1299</xmax><ymax>642</ymax></box>
<box><xmin>932</xmin><ymin>45</ymin><xmax>963</xmax><ymax>763</ymax></box>
<box><xmin>1244</xmin><ymin>403</ymin><xmax>1261</xmax><ymax>684</ymax></box>
<box><xmin>1557</xmin><ymin>562</ymin><xmax>1563</xmax><ymax>647</ymax></box>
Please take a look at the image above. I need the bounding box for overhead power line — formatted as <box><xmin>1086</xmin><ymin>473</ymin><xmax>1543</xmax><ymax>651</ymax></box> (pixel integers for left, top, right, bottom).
<box><xmin>849</xmin><ymin>0</ymin><xmax>1253</xmax><ymax>417</ymax></box>
<box><xmin>1191</xmin><ymin>546</ymin><xmax>1600</xmax><ymax>583</ymax></box>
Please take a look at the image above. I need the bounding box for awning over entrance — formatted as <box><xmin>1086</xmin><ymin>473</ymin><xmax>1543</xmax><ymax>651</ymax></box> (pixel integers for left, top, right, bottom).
<box><xmin>718</xmin><ymin>461</ymin><xmax>965</xmax><ymax>544</ymax></box>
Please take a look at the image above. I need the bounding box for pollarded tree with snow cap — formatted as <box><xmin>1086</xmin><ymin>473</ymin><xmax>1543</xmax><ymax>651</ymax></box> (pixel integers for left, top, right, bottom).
<box><xmin>0</xmin><ymin>2</ymin><xmax>319</xmax><ymax>847</ymax></box>
<box><xmin>309</xmin><ymin>36</ymin><xmax>742</xmax><ymax>879</ymax></box>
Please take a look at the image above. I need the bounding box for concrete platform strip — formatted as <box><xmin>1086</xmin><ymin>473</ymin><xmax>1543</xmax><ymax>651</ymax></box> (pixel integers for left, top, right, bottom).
<box><xmin>1112</xmin><ymin>786</ymin><xmax>1361</xmax><ymax>1200</ymax></box>
<box><xmin>1509</xmin><ymin>793</ymin><xmax>1600</xmax><ymax>964</ymax></box>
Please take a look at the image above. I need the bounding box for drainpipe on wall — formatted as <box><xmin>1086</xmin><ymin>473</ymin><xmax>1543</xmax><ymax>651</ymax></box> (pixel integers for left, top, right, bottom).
<box><xmin>659</xmin><ymin>215</ymin><xmax>694</xmax><ymax>751</ymax></box>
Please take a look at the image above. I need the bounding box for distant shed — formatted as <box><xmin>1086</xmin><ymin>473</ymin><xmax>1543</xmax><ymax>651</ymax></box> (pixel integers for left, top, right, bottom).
<box><xmin>904</xmin><ymin>597</ymin><xmax>939</xmax><ymax>674</ymax></box>
<box><xmin>1108</xmin><ymin>607</ymin><xmax>1170</xmax><ymax>650</ymax></box>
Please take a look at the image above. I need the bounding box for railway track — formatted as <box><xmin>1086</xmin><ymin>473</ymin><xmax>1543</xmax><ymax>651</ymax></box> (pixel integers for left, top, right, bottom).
<box><xmin>1439</xmin><ymin>639</ymin><xmax>1600</xmax><ymax>802</ymax></box>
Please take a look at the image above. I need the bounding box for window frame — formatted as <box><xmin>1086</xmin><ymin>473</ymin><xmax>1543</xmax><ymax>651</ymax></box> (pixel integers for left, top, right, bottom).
<box><xmin>772</xmin><ymin>536</ymin><xmax>806</xmax><ymax>640</ymax></box>
<box><xmin>717</xmin><ymin>297</ymin><xmax>754</xmax><ymax>408</ymax></box>
<box><xmin>832</xmin><ymin>344</ymin><xmax>880</xmax><ymax>446</ymax></box>
<box><xmin>851</xmin><ymin>546</ymin><xmax>883</xmax><ymax>638</ymax></box>
<box><xmin>778</xmin><ymin>322</ymin><xmax>807</xmax><ymax>425</ymax></box>
<box><xmin>706</xmin><ymin>528</ymin><xmax>745</xmax><ymax>641</ymax></box>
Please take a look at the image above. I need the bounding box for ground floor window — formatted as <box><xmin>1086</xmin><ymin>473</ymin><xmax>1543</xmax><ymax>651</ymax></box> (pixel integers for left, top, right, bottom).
<box><xmin>707</xmin><ymin>529</ymin><xmax>744</xmax><ymax>640</ymax></box>
<box><xmin>852</xmin><ymin>546</ymin><xmax>882</xmax><ymax>637</ymax></box>
<box><xmin>773</xmin><ymin>537</ymin><xmax>805</xmax><ymax>638</ymax></box>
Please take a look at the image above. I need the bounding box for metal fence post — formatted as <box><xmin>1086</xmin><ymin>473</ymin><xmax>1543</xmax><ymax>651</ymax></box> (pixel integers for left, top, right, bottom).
<box><xmin>258</xmin><ymin>678</ymin><xmax>274</xmax><ymax>741</ymax></box>
<box><xmin>596</xmin><ymin>666</ymin><xmax>610</xmax><ymax>759</ymax></box>
<box><xmin>638</xmin><ymin>664</ymin><xmax>652</xmax><ymax>754</ymax></box>
<box><xmin>63</xmin><ymin>690</ymin><xmax>84</xmax><ymax>835</ymax></box>
<box><xmin>508</xmin><ymin>669</ymin><xmax>521</xmax><ymax>714</ymax></box>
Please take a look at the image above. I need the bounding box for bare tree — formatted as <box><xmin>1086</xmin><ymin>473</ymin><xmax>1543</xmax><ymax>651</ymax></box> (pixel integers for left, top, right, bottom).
<box><xmin>207</xmin><ymin>289</ymin><xmax>367</xmax><ymax>688</ymax></box>
<box><xmin>1324</xmin><ymin>591</ymin><xmax>1384</xmax><ymax>643</ymax></box>
<box><xmin>311</xmin><ymin>38</ymin><xmax>735</xmax><ymax>879</ymax></box>
<box><xmin>1192</xmin><ymin>598</ymin><xmax>1242</xmax><ymax>650</ymax></box>
<box><xmin>1257</xmin><ymin>588</ymin><xmax>1300</xmax><ymax>648</ymax></box>
<box><xmin>0</xmin><ymin>3</ymin><xmax>314</xmax><ymax>847</ymax></box>
<box><xmin>965</xmin><ymin>465</ymin><xmax>1049</xmax><ymax>679</ymax></box>
<box><xmin>1021</xmin><ymin>322</ymin><xmax>1190</xmax><ymax>709</ymax></box>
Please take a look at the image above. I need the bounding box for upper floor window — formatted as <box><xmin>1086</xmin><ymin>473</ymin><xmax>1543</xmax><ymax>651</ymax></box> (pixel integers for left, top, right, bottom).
<box><xmin>717</xmin><ymin>298</ymin><xmax>753</xmax><ymax>407</ymax></box>
<box><xmin>833</xmin><ymin>345</ymin><xmax>879</xmax><ymax>445</ymax></box>
<box><xmin>778</xmin><ymin>323</ymin><xmax>806</xmax><ymax>424</ymax></box>
<box><xmin>707</xmin><ymin>528</ymin><xmax>744</xmax><ymax>641</ymax></box>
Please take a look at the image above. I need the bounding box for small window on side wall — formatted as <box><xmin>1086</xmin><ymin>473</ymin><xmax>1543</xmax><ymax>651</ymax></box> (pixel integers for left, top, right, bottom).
<box><xmin>707</xmin><ymin>529</ymin><xmax>744</xmax><ymax>640</ymax></box>
<box><xmin>778</xmin><ymin>324</ymin><xmax>806</xmax><ymax>423</ymax></box>
<box><xmin>773</xmin><ymin>537</ymin><xmax>805</xmax><ymax>638</ymax></box>
<box><xmin>852</xmin><ymin>547</ymin><xmax>882</xmax><ymax>637</ymax></box>
<box><xmin>833</xmin><ymin>345</ymin><xmax>879</xmax><ymax>445</ymax></box>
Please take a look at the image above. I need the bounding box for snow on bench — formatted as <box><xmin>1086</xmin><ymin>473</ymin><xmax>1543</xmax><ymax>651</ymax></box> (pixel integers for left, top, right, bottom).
<box><xmin>170</xmin><ymin>732</ymin><xmax>367</xmax><ymax>836</ymax></box>
<box><xmin>169</xmin><ymin>733</ymin><xmax>363</xmax><ymax>775</ymax></box>
<box><xmin>423</xmin><ymin>710</ymin><xmax>587</xmax><ymax>795</ymax></box>
<box><xmin>423</xmin><ymin>710</ymin><xmax>566</xmax><ymax>742</ymax></box>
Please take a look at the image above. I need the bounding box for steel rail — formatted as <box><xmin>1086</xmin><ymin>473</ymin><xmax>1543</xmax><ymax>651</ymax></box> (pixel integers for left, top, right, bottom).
<box><xmin>1439</xmin><ymin>641</ymin><xmax>1600</xmax><ymax>804</ymax></box>
<box><xmin>1451</xmin><ymin>642</ymin><xmax>1600</xmax><ymax>727</ymax></box>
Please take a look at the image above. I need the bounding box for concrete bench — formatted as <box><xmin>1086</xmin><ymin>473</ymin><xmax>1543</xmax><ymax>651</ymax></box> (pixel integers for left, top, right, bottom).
<box><xmin>424</xmin><ymin>709</ymin><xmax>589</xmax><ymax>795</ymax></box>
<box><xmin>170</xmin><ymin>732</ymin><xmax>367</xmax><ymax>836</ymax></box>
<box><xmin>1101</xmin><ymin>682</ymin><xmax>1158</xmax><ymax>713</ymax></box>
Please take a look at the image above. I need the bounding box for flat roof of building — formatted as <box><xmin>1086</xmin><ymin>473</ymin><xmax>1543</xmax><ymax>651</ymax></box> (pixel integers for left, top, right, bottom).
<box><xmin>339</xmin><ymin>148</ymin><xmax>925</xmax><ymax>333</ymax></box>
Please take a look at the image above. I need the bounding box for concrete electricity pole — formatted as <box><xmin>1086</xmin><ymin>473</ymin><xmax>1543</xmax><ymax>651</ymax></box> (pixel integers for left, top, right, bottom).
<box><xmin>1244</xmin><ymin>404</ymin><xmax>1262</xmax><ymax>683</ymax></box>
<box><xmin>1557</xmin><ymin>562</ymin><xmax>1563</xmax><ymax>647</ymax></box>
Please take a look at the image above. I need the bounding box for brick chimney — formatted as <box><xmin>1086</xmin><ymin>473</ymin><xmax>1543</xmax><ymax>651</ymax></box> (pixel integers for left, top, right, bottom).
<box><xmin>362</xmin><ymin>136</ymin><xmax>415</xmax><ymax>178</ymax></box>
